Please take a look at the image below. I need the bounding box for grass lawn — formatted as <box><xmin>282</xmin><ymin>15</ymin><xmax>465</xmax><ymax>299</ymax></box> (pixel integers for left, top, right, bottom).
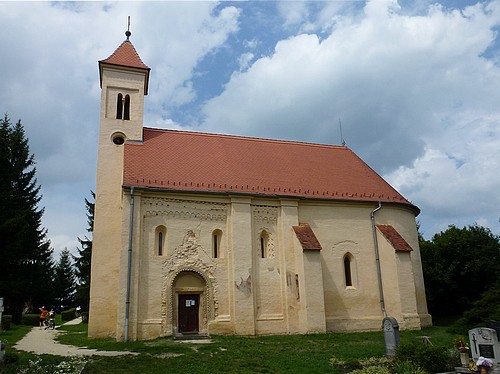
<box><xmin>0</xmin><ymin>316</ymin><xmax>74</xmax><ymax>373</ymax></box>
<box><xmin>48</xmin><ymin>322</ymin><xmax>461</xmax><ymax>374</ymax></box>
<box><xmin>0</xmin><ymin>324</ymin><xmax>32</xmax><ymax>349</ymax></box>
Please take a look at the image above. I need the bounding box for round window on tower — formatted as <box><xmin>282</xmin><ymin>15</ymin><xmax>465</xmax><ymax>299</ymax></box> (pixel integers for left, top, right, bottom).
<box><xmin>111</xmin><ymin>132</ymin><xmax>126</xmax><ymax>145</ymax></box>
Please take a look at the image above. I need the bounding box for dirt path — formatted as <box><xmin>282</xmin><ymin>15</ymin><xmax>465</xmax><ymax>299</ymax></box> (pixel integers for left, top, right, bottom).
<box><xmin>14</xmin><ymin>318</ymin><xmax>137</xmax><ymax>357</ymax></box>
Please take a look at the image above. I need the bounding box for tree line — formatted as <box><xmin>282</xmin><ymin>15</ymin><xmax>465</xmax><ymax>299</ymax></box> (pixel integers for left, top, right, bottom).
<box><xmin>0</xmin><ymin>113</ymin><xmax>498</xmax><ymax>327</ymax></box>
<box><xmin>0</xmin><ymin>114</ymin><xmax>91</xmax><ymax>322</ymax></box>
<box><xmin>420</xmin><ymin>223</ymin><xmax>500</xmax><ymax>329</ymax></box>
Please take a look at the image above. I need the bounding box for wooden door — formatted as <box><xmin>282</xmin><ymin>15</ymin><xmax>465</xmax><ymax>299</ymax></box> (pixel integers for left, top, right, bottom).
<box><xmin>178</xmin><ymin>294</ymin><xmax>200</xmax><ymax>333</ymax></box>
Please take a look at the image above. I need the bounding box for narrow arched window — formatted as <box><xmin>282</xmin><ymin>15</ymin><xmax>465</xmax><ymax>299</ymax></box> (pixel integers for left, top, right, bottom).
<box><xmin>260</xmin><ymin>231</ymin><xmax>268</xmax><ymax>258</ymax></box>
<box><xmin>124</xmin><ymin>94</ymin><xmax>130</xmax><ymax>120</ymax></box>
<box><xmin>158</xmin><ymin>231</ymin><xmax>163</xmax><ymax>256</ymax></box>
<box><xmin>155</xmin><ymin>226</ymin><xmax>166</xmax><ymax>256</ymax></box>
<box><xmin>212</xmin><ymin>230</ymin><xmax>222</xmax><ymax>258</ymax></box>
<box><xmin>116</xmin><ymin>93</ymin><xmax>123</xmax><ymax>119</ymax></box>
<box><xmin>344</xmin><ymin>255</ymin><xmax>352</xmax><ymax>287</ymax></box>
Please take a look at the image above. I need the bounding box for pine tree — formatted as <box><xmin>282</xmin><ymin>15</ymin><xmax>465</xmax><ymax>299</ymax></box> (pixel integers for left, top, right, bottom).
<box><xmin>73</xmin><ymin>192</ymin><xmax>94</xmax><ymax>312</ymax></box>
<box><xmin>54</xmin><ymin>248</ymin><xmax>76</xmax><ymax>310</ymax></box>
<box><xmin>0</xmin><ymin>114</ymin><xmax>54</xmax><ymax>322</ymax></box>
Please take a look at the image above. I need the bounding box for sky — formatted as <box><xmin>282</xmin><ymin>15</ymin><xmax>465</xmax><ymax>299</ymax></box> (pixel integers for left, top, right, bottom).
<box><xmin>1</xmin><ymin>0</ymin><xmax>499</xmax><ymax>259</ymax></box>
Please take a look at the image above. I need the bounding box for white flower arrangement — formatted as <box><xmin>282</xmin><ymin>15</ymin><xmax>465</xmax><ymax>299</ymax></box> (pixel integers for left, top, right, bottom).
<box><xmin>477</xmin><ymin>356</ymin><xmax>494</xmax><ymax>368</ymax></box>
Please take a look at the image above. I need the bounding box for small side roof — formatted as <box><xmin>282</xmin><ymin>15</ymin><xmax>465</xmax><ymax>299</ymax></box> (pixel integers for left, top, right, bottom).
<box><xmin>376</xmin><ymin>224</ymin><xmax>413</xmax><ymax>252</ymax></box>
<box><xmin>99</xmin><ymin>40</ymin><xmax>150</xmax><ymax>94</ymax></box>
<box><xmin>123</xmin><ymin>127</ymin><xmax>419</xmax><ymax>214</ymax></box>
<box><xmin>293</xmin><ymin>224</ymin><xmax>322</xmax><ymax>251</ymax></box>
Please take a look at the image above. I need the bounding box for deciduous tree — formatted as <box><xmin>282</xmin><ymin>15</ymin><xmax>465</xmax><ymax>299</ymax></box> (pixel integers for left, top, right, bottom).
<box><xmin>420</xmin><ymin>224</ymin><xmax>500</xmax><ymax>317</ymax></box>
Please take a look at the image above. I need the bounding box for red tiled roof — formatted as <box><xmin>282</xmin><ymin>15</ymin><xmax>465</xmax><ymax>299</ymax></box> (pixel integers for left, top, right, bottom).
<box><xmin>100</xmin><ymin>40</ymin><xmax>149</xmax><ymax>70</ymax></box>
<box><xmin>123</xmin><ymin>128</ymin><xmax>418</xmax><ymax>211</ymax></box>
<box><xmin>99</xmin><ymin>40</ymin><xmax>150</xmax><ymax>94</ymax></box>
<box><xmin>293</xmin><ymin>224</ymin><xmax>322</xmax><ymax>251</ymax></box>
<box><xmin>376</xmin><ymin>224</ymin><xmax>413</xmax><ymax>252</ymax></box>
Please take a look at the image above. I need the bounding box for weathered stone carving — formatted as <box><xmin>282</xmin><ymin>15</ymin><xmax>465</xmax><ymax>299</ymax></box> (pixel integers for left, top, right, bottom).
<box><xmin>256</xmin><ymin>226</ymin><xmax>276</xmax><ymax>258</ymax></box>
<box><xmin>235</xmin><ymin>274</ymin><xmax>252</xmax><ymax>295</ymax></box>
<box><xmin>253</xmin><ymin>206</ymin><xmax>278</xmax><ymax>223</ymax></box>
<box><xmin>160</xmin><ymin>230</ymin><xmax>218</xmax><ymax>335</ymax></box>
<box><xmin>144</xmin><ymin>197</ymin><xmax>227</xmax><ymax>222</ymax></box>
<box><xmin>253</xmin><ymin>206</ymin><xmax>278</xmax><ymax>259</ymax></box>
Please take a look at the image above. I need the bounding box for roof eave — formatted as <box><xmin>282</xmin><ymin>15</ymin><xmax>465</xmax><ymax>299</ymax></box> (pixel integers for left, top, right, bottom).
<box><xmin>98</xmin><ymin>60</ymin><xmax>151</xmax><ymax>95</ymax></box>
<box><xmin>121</xmin><ymin>184</ymin><xmax>420</xmax><ymax>215</ymax></box>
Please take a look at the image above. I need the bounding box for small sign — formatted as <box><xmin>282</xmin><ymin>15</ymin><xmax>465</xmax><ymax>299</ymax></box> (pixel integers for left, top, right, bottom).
<box><xmin>191</xmin><ymin>300</ymin><xmax>196</xmax><ymax>306</ymax></box>
<box><xmin>479</xmin><ymin>344</ymin><xmax>495</xmax><ymax>359</ymax></box>
<box><xmin>186</xmin><ymin>300</ymin><xmax>190</xmax><ymax>307</ymax></box>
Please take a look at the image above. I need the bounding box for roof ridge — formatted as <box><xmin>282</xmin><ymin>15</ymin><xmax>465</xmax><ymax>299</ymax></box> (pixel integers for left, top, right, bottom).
<box><xmin>143</xmin><ymin>127</ymin><xmax>348</xmax><ymax>150</ymax></box>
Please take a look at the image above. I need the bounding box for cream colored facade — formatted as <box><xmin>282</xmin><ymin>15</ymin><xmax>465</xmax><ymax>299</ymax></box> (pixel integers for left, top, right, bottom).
<box><xmin>88</xmin><ymin>40</ymin><xmax>431</xmax><ymax>341</ymax></box>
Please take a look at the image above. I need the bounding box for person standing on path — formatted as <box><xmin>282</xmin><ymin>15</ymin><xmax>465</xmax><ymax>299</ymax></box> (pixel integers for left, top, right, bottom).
<box><xmin>39</xmin><ymin>306</ymin><xmax>48</xmax><ymax>329</ymax></box>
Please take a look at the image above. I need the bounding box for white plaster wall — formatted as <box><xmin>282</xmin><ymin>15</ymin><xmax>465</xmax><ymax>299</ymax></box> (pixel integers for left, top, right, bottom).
<box><xmin>298</xmin><ymin>202</ymin><xmax>427</xmax><ymax>332</ymax></box>
<box><xmin>253</xmin><ymin>206</ymin><xmax>286</xmax><ymax>333</ymax></box>
<box><xmin>94</xmin><ymin>184</ymin><xmax>429</xmax><ymax>339</ymax></box>
<box><xmin>299</xmin><ymin>203</ymin><xmax>382</xmax><ymax>331</ymax></box>
<box><xmin>89</xmin><ymin>65</ymin><xmax>147</xmax><ymax>339</ymax></box>
<box><xmin>376</xmin><ymin>206</ymin><xmax>432</xmax><ymax>328</ymax></box>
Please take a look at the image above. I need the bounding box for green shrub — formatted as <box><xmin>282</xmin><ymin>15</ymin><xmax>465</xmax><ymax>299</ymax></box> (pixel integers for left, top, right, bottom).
<box><xmin>3</xmin><ymin>350</ymin><xmax>20</xmax><ymax>365</ymax></box>
<box><xmin>349</xmin><ymin>357</ymin><xmax>394</xmax><ymax>374</ymax></box>
<box><xmin>350</xmin><ymin>366</ymin><xmax>391</xmax><ymax>374</ymax></box>
<box><xmin>358</xmin><ymin>357</ymin><xmax>393</xmax><ymax>369</ymax></box>
<box><xmin>20</xmin><ymin>314</ymin><xmax>39</xmax><ymax>326</ymax></box>
<box><xmin>396</xmin><ymin>341</ymin><xmax>452</xmax><ymax>373</ymax></box>
<box><xmin>329</xmin><ymin>356</ymin><xmax>361</xmax><ymax>372</ymax></box>
<box><xmin>449</xmin><ymin>287</ymin><xmax>500</xmax><ymax>333</ymax></box>
<box><xmin>61</xmin><ymin>308</ymin><xmax>76</xmax><ymax>322</ymax></box>
<box><xmin>1</xmin><ymin>315</ymin><xmax>12</xmax><ymax>330</ymax></box>
<box><xmin>1</xmin><ymin>356</ymin><xmax>86</xmax><ymax>374</ymax></box>
<box><xmin>393</xmin><ymin>360</ymin><xmax>426</xmax><ymax>374</ymax></box>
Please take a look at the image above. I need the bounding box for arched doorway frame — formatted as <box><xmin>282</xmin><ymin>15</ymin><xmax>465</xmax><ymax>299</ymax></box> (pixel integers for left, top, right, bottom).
<box><xmin>162</xmin><ymin>267</ymin><xmax>215</xmax><ymax>335</ymax></box>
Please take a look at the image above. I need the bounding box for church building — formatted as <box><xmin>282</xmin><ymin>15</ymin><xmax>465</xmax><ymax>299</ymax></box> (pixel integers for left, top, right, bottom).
<box><xmin>88</xmin><ymin>31</ymin><xmax>431</xmax><ymax>340</ymax></box>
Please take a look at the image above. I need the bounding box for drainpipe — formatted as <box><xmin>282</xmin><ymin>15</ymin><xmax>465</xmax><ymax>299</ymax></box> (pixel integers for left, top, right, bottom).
<box><xmin>124</xmin><ymin>187</ymin><xmax>135</xmax><ymax>342</ymax></box>
<box><xmin>371</xmin><ymin>201</ymin><xmax>387</xmax><ymax>318</ymax></box>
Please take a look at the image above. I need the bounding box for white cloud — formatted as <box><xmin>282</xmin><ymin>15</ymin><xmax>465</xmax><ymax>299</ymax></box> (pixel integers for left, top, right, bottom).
<box><xmin>238</xmin><ymin>52</ymin><xmax>255</xmax><ymax>71</ymax></box>
<box><xmin>386</xmin><ymin>113</ymin><xmax>500</xmax><ymax>236</ymax></box>
<box><xmin>0</xmin><ymin>2</ymin><xmax>241</xmax><ymax>256</ymax></box>
<box><xmin>199</xmin><ymin>1</ymin><xmax>500</xmax><ymax>237</ymax></box>
<box><xmin>276</xmin><ymin>1</ymin><xmax>310</xmax><ymax>29</ymax></box>
<box><xmin>244</xmin><ymin>39</ymin><xmax>259</xmax><ymax>50</ymax></box>
<box><xmin>138</xmin><ymin>3</ymin><xmax>240</xmax><ymax>122</ymax></box>
<box><xmin>1</xmin><ymin>0</ymin><xmax>499</xmax><ymax>255</ymax></box>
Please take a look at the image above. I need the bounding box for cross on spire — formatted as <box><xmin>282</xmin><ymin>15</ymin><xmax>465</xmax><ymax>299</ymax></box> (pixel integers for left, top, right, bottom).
<box><xmin>125</xmin><ymin>16</ymin><xmax>131</xmax><ymax>40</ymax></box>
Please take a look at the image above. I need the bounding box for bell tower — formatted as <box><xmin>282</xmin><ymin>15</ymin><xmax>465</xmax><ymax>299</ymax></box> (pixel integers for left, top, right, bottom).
<box><xmin>89</xmin><ymin>27</ymin><xmax>150</xmax><ymax>339</ymax></box>
<box><xmin>97</xmin><ymin>28</ymin><xmax>150</xmax><ymax>145</ymax></box>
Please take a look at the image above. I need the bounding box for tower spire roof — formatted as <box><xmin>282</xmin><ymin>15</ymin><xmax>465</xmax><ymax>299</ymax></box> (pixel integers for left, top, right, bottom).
<box><xmin>100</xmin><ymin>40</ymin><xmax>149</xmax><ymax>71</ymax></box>
<box><xmin>99</xmin><ymin>25</ymin><xmax>150</xmax><ymax>94</ymax></box>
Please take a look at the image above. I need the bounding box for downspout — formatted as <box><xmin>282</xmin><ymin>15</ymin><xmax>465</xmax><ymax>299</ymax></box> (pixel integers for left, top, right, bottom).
<box><xmin>124</xmin><ymin>186</ymin><xmax>135</xmax><ymax>342</ymax></box>
<box><xmin>371</xmin><ymin>201</ymin><xmax>387</xmax><ymax>318</ymax></box>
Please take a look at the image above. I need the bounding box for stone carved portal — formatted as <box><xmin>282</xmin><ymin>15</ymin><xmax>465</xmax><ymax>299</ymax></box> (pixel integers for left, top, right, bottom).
<box><xmin>174</xmin><ymin>272</ymin><xmax>204</xmax><ymax>334</ymax></box>
<box><xmin>161</xmin><ymin>231</ymin><xmax>217</xmax><ymax>336</ymax></box>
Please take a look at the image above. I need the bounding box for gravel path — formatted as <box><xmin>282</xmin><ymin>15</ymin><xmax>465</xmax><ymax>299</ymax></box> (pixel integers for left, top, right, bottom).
<box><xmin>14</xmin><ymin>318</ymin><xmax>137</xmax><ymax>357</ymax></box>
